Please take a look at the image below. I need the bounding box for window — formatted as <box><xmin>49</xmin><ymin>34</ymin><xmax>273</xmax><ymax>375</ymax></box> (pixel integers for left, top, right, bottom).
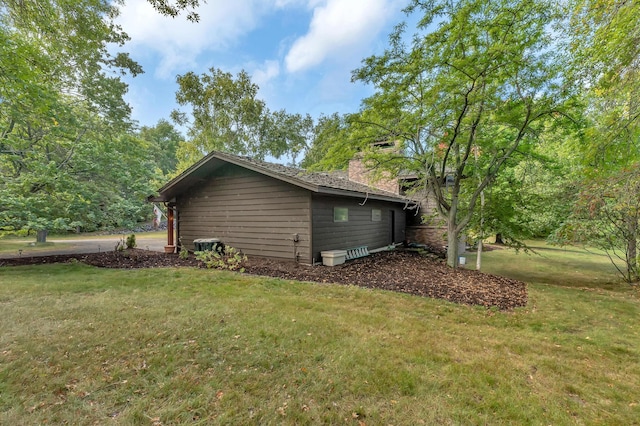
<box><xmin>372</xmin><ymin>208</ymin><xmax>382</xmax><ymax>222</ymax></box>
<box><xmin>334</xmin><ymin>207</ymin><xmax>348</xmax><ymax>222</ymax></box>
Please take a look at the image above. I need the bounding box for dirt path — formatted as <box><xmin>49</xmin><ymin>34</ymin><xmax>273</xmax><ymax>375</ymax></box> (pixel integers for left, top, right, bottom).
<box><xmin>0</xmin><ymin>233</ymin><xmax>166</xmax><ymax>259</ymax></box>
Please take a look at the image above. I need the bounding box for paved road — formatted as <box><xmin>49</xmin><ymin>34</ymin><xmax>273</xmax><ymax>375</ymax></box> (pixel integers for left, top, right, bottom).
<box><xmin>0</xmin><ymin>233</ymin><xmax>167</xmax><ymax>259</ymax></box>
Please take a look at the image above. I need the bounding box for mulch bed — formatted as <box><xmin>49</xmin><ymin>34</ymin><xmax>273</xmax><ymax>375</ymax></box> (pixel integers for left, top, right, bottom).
<box><xmin>0</xmin><ymin>249</ymin><xmax>527</xmax><ymax>310</ymax></box>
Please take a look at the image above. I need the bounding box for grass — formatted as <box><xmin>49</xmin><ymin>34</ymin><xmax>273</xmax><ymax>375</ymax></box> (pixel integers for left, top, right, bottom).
<box><xmin>466</xmin><ymin>240</ymin><xmax>624</xmax><ymax>288</ymax></box>
<box><xmin>1</xmin><ymin>245</ymin><xmax>639</xmax><ymax>424</ymax></box>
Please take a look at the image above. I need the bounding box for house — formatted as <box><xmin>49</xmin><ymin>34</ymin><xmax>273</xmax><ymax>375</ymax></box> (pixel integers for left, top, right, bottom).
<box><xmin>149</xmin><ymin>151</ymin><xmax>415</xmax><ymax>264</ymax></box>
<box><xmin>347</xmin><ymin>147</ymin><xmax>447</xmax><ymax>249</ymax></box>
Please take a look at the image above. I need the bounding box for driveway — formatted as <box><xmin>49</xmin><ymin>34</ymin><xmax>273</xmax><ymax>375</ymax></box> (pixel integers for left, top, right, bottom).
<box><xmin>0</xmin><ymin>233</ymin><xmax>167</xmax><ymax>259</ymax></box>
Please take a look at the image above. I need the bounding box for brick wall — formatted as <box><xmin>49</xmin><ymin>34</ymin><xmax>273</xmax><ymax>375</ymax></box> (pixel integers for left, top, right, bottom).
<box><xmin>348</xmin><ymin>157</ymin><xmax>399</xmax><ymax>194</ymax></box>
<box><xmin>406</xmin><ymin>225</ymin><xmax>467</xmax><ymax>255</ymax></box>
<box><xmin>406</xmin><ymin>225</ymin><xmax>447</xmax><ymax>247</ymax></box>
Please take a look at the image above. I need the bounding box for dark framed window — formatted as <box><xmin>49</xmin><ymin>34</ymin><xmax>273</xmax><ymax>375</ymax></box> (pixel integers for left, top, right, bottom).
<box><xmin>334</xmin><ymin>207</ymin><xmax>348</xmax><ymax>222</ymax></box>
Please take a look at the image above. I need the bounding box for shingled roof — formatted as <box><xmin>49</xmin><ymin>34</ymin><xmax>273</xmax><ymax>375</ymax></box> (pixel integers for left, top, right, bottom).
<box><xmin>151</xmin><ymin>151</ymin><xmax>412</xmax><ymax>205</ymax></box>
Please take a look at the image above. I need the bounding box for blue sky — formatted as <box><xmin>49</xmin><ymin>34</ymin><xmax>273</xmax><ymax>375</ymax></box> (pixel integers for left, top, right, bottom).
<box><xmin>115</xmin><ymin>0</ymin><xmax>409</xmax><ymax>130</ymax></box>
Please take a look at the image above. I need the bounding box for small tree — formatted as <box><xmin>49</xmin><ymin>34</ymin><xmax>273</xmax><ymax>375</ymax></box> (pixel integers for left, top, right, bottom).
<box><xmin>554</xmin><ymin>166</ymin><xmax>640</xmax><ymax>284</ymax></box>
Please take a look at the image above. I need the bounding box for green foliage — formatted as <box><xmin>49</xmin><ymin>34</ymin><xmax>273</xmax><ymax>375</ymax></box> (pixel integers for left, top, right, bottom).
<box><xmin>0</xmin><ymin>113</ymin><xmax>163</xmax><ymax>233</ymax></box>
<box><xmin>125</xmin><ymin>234</ymin><xmax>136</xmax><ymax>250</ymax></box>
<box><xmin>552</xmin><ymin>166</ymin><xmax>640</xmax><ymax>284</ymax></box>
<box><xmin>302</xmin><ymin>113</ymin><xmax>359</xmax><ymax>171</ymax></box>
<box><xmin>146</xmin><ymin>0</ymin><xmax>202</xmax><ymax>22</ymax></box>
<box><xmin>195</xmin><ymin>246</ymin><xmax>247</xmax><ymax>272</ymax></box>
<box><xmin>115</xmin><ymin>236</ymin><xmax>126</xmax><ymax>252</ymax></box>
<box><xmin>566</xmin><ymin>1</ymin><xmax>640</xmax><ymax>169</ymax></box>
<box><xmin>0</xmin><ymin>0</ymin><xmax>140</xmax><ymax>124</ymax></box>
<box><xmin>552</xmin><ymin>2</ymin><xmax>640</xmax><ymax>284</ymax></box>
<box><xmin>350</xmin><ymin>0</ymin><xmax>569</xmax><ymax>267</ymax></box>
<box><xmin>465</xmin><ymin>152</ymin><xmax>577</xmax><ymax>249</ymax></box>
<box><xmin>139</xmin><ymin>119</ymin><xmax>183</xmax><ymax>176</ymax></box>
<box><xmin>0</xmin><ymin>0</ymin><xmax>195</xmax><ymax>236</ymax></box>
<box><xmin>0</xmin><ymin>0</ymin><xmax>171</xmax><ymax>234</ymax></box>
<box><xmin>178</xmin><ymin>237</ymin><xmax>189</xmax><ymax>260</ymax></box>
<box><xmin>178</xmin><ymin>247</ymin><xmax>189</xmax><ymax>260</ymax></box>
<box><xmin>172</xmin><ymin>68</ymin><xmax>264</xmax><ymax>158</ymax></box>
<box><xmin>263</xmin><ymin>109</ymin><xmax>314</xmax><ymax>165</ymax></box>
<box><xmin>568</xmin><ymin>0</ymin><xmax>640</xmax><ymax>89</ymax></box>
<box><xmin>171</xmin><ymin>67</ymin><xmax>313</xmax><ymax>168</ymax></box>
<box><xmin>115</xmin><ymin>234</ymin><xmax>138</xmax><ymax>252</ymax></box>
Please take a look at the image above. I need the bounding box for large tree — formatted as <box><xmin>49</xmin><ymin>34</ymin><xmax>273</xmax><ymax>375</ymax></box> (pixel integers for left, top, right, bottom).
<box><xmin>172</xmin><ymin>67</ymin><xmax>313</xmax><ymax>166</ymax></box>
<box><xmin>0</xmin><ymin>0</ymin><xmax>192</xmax><ymax>234</ymax></box>
<box><xmin>0</xmin><ymin>99</ymin><xmax>162</xmax><ymax>233</ymax></box>
<box><xmin>139</xmin><ymin>119</ymin><xmax>183</xmax><ymax>176</ymax></box>
<box><xmin>552</xmin><ymin>0</ymin><xmax>640</xmax><ymax>282</ymax></box>
<box><xmin>350</xmin><ymin>0</ymin><xmax>569</xmax><ymax>267</ymax></box>
<box><xmin>566</xmin><ymin>0</ymin><xmax>640</xmax><ymax>168</ymax></box>
<box><xmin>301</xmin><ymin>113</ymin><xmax>356</xmax><ymax>170</ymax></box>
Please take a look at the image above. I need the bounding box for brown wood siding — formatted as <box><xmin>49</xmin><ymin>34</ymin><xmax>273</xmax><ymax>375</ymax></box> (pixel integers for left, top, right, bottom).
<box><xmin>311</xmin><ymin>195</ymin><xmax>406</xmax><ymax>261</ymax></box>
<box><xmin>176</xmin><ymin>164</ymin><xmax>312</xmax><ymax>263</ymax></box>
<box><xmin>408</xmin><ymin>189</ymin><xmax>443</xmax><ymax>226</ymax></box>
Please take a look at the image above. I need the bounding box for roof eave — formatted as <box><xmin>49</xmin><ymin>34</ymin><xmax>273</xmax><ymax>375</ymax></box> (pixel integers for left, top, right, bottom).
<box><xmin>156</xmin><ymin>150</ymin><xmax>220</xmax><ymax>197</ymax></box>
<box><xmin>315</xmin><ymin>187</ymin><xmax>410</xmax><ymax>204</ymax></box>
<box><xmin>151</xmin><ymin>150</ymin><xmax>415</xmax><ymax>205</ymax></box>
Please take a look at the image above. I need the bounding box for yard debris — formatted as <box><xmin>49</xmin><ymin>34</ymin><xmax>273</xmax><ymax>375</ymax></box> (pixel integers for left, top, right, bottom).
<box><xmin>244</xmin><ymin>250</ymin><xmax>527</xmax><ymax>310</ymax></box>
<box><xmin>0</xmin><ymin>249</ymin><xmax>527</xmax><ymax>310</ymax></box>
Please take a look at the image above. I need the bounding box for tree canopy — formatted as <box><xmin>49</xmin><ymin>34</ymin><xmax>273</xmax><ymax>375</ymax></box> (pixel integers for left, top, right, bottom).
<box><xmin>549</xmin><ymin>0</ymin><xmax>640</xmax><ymax>282</ymax></box>
<box><xmin>146</xmin><ymin>0</ymin><xmax>202</xmax><ymax>22</ymax></box>
<box><xmin>139</xmin><ymin>119</ymin><xmax>183</xmax><ymax>177</ymax></box>
<box><xmin>172</xmin><ymin>67</ymin><xmax>313</xmax><ymax>166</ymax></box>
<box><xmin>0</xmin><ymin>0</ymin><xmax>194</xmax><ymax>234</ymax></box>
<box><xmin>345</xmin><ymin>0</ymin><xmax>570</xmax><ymax>267</ymax></box>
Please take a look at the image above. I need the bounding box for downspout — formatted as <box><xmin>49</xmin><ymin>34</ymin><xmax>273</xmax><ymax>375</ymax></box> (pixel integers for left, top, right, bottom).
<box><xmin>292</xmin><ymin>233</ymin><xmax>299</xmax><ymax>262</ymax></box>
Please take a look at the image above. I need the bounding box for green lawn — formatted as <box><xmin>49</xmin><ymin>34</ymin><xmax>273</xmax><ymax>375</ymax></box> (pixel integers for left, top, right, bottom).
<box><xmin>466</xmin><ymin>241</ymin><xmax>625</xmax><ymax>288</ymax></box>
<box><xmin>0</xmin><ymin>244</ymin><xmax>639</xmax><ymax>424</ymax></box>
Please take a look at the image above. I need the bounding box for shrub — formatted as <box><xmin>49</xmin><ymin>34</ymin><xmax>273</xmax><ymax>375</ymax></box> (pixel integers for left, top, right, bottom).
<box><xmin>178</xmin><ymin>237</ymin><xmax>189</xmax><ymax>259</ymax></box>
<box><xmin>195</xmin><ymin>246</ymin><xmax>247</xmax><ymax>272</ymax></box>
<box><xmin>126</xmin><ymin>234</ymin><xmax>136</xmax><ymax>249</ymax></box>
<box><xmin>179</xmin><ymin>248</ymin><xmax>189</xmax><ymax>260</ymax></box>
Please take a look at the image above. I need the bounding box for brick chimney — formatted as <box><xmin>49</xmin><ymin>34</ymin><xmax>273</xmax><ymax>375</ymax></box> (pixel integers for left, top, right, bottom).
<box><xmin>348</xmin><ymin>143</ymin><xmax>400</xmax><ymax>194</ymax></box>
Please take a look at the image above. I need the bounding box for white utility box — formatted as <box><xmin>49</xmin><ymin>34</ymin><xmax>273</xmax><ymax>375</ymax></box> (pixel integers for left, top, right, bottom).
<box><xmin>321</xmin><ymin>250</ymin><xmax>347</xmax><ymax>266</ymax></box>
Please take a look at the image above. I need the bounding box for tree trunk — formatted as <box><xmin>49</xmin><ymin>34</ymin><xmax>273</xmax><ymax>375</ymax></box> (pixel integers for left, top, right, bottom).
<box><xmin>447</xmin><ymin>221</ymin><xmax>459</xmax><ymax>268</ymax></box>
<box><xmin>446</xmin><ymin>184</ymin><xmax>461</xmax><ymax>268</ymax></box>
<box><xmin>36</xmin><ymin>230</ymin><xmax>48</xmax><ymax>243</ymax></box>
<box><xmin>626</xmin><ymin>215</ymin><xmax>638</xmax><ymax>282</ymax></box>
<box><xmin>476</xmin><ymin>190</ymin><xmax>485</xmax><ymax>271</ymax></box>
<box><xmin>495</xmin><ymin>233</ymin><xmax>504</xmax><ymax>245</ymax></box>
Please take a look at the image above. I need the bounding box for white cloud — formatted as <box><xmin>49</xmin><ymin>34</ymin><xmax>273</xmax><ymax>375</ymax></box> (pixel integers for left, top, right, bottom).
<box><xmin>116</xmin><ymin>0</ymin><xmax>267</xmax><ymax>79</ymax></box>
<box><xmin>274</xmin><ymin>0</ymin><xmax>307</xmax><ymax>7</ymax></box>
<box><xmin>284</xmin><ymin>0</ymin><xmax>395</xmax><ymax>73</ymax></box>
<box><xmin>251</xmin><ymin>60</ymin><xmax>281</xmax><ymax>88</ymax></box>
